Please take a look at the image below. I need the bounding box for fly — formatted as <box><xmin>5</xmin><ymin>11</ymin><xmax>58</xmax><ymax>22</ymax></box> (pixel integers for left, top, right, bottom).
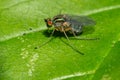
<box><xmin>41</xmin><ymin>14</ymin><xmax>97</xmax><ymax>55</ymax></box>
<box><xmin>44</xmin><ymin>14</ymin><xmax>96</xmax><ymax>40</ymax></box>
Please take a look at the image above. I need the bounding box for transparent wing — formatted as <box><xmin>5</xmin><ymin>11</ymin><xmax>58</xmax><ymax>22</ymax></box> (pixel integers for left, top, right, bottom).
<box><xmin>66</xmin><ymin>14</ymin><xmax>96</xmax><ymax>26</ymax></box>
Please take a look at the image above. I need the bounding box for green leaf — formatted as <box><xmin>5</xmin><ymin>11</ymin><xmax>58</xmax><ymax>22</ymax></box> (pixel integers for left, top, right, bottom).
<box><xmin>0</xmin><ymin>0</ymin><xmax>120</xmax><ymax>80</ymax></box>
<box><xmin>92</xmin><ymin>41</ymin><xmax>120</xmax><ymax>80</ymax></box>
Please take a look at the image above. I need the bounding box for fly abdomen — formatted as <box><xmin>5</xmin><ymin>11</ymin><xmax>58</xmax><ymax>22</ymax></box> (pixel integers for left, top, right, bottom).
<box><xmin>72</xmin><ymin>24</ymin><xmax>83</xmax><ymax>34</ymax></box>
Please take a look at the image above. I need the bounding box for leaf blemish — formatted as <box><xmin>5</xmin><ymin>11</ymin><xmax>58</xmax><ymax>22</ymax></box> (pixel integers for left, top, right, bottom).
<box><xmin>80</xmin><ymin>45</ymin><xmax>84</xmax><ymax>48</ymax></box>
<box><xmin>112</xmin><ymin>40</ymin><xmax>116</xmax><ymax>44</ymax></box>
<box><xmin>118</xmin><ymin>38</ymin><xmax>120</xmax><ymax>41</ymax></box>
<box><xmin>20</xmin><ymin>48</ymin><xmax>29</xmax><ymax>59</ymax></box>
<box><xmin>111</xmin><ymin>40</ymin><xmax>117</xmax><ymax>47</ymax></box>
<box><xmin>17</xmin><ymin>36</ymin><xmax>25</xmax><ymax>43</ymax></box>
<box><xmin>27</xmin><ymin>53</ymin><xmax>39</xmax><ymax>76</ymax></box>
<box><xmin>101</xmin><ymin>74</ymin><xmax>111</xmax><ymax>80</ymax></box>
<box><xmin>27</xmin><ymin>45</ymin><xmax>32</xmax><ymax>48</ymax></box>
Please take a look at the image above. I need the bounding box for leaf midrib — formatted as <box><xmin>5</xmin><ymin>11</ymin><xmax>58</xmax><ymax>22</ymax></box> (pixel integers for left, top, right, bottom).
<box><xmin>0</xmin><ymin>5</ymin><xmax>119</xmax><ymax>42</ymax></box>
<box><xmin>0</xmin><ymin>0</ymin><xmax>33</xmax><ymax>11</ymax></box>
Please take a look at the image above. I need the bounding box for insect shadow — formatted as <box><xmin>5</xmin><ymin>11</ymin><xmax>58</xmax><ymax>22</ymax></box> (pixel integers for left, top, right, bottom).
<box><xmin>60</xmin><ymin>37</ymin><xmax>84</xmax><ymax>55</ymax></box>
<box><xmin>41</xmin><ymin>30</ymin><xmax>84</xmax><ymax>55</ymax></box>
<box><xmin>42</xmin><ymin>25</ymin><xmax>95</xmax><ymax>38</ymax></box>
<box><xmin>41</xmin><ymin>27</ymin><xmax>95</xmax><ymax>55</ymax></box>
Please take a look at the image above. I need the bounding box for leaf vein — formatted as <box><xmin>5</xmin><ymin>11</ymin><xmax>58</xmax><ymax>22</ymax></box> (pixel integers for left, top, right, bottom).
<box><xmin>82</xmin><ymin>5</ymin><xmax>120</xmax><ymax>16</ymax></box>
<box><xmin>51</xmin><ymin>70</ymin><xmax>95</xmax><ymax>80</ymax></box>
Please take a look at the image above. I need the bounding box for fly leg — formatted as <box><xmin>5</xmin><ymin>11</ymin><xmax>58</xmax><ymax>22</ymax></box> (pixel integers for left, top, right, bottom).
<box><xmin>71</xmin><ymin>29</ymin><xmax>77</xmax><ymax>38</ymax></box>
<box><xmin>63</xmin><ymin>31</ymin><xmax>70</xmax><ymax>40</ymax></box>
<box><xmin>70</xmin><ymin>36</ymin><xmax>100</xmax><ymax>40</ymax></box>
<box><xmin>61</xmin><ymin>27</ymin><xmax>84</xmax><ymax>55</ymax></box>
<box><xmin>70</xmin><ymin>29</ymin><xmax>99</xmax><ymax>40</ymax></box>
<box><xmin>61</xmin><ymin>26</ymin><xmax>70</xmax><ymax>40</ymax></box>
<box><xmin>34</xmin><ymin>29</ymin><xmax>55</xmax><ymax>49</ymax></box>
<box><xmin>50</xmin><ymin>29</ymin><xmax>56</xmax><ymax>37</ymax></box>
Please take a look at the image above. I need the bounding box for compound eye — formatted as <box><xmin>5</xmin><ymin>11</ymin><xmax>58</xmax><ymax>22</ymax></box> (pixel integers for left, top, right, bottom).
<box><xmin>44</xmin><ymin>18</ymin><xmax>53</xmax><ymax>28</ymax></box>
<box><xmin>48</xmin><ymin>21</ymin><xmax>52</xmax><ymax>26</ymax></box>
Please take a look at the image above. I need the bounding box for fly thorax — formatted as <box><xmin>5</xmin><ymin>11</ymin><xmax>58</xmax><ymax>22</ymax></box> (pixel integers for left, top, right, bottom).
<box><xmin>63</xmin><ymin>22</ymin><xmax>71</xmax><ymax>27</ymax></box>
<box><xmin>54</xmin><ymin>21</ymin><xmax>64</xmax><ymax>27</ymax></box>
<box><xmin>53</xmin><ymin>18</ymin><xmax>65</xmax><ymax>27</ymax></box>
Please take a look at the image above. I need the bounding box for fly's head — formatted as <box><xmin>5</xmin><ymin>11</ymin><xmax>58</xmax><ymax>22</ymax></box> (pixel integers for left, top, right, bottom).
<box><xmin>44</xmin><ymin>18</ymin><xmax>53</xmax><ymax>28</ymax></box>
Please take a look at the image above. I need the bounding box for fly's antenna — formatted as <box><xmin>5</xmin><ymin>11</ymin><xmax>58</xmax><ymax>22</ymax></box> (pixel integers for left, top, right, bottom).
<box><xmin>34</xmin><ymin>29</ymin><xmax>55</xmax><ymax>49</ymax></box>
<box><xmin>54</xmin><ymin>10</ymin><xmax>62</xmax><ymax>19</ymax></box>
<box><xmin>59</xmin><ymin>10</ymin><xmax>62</xmax><ymax>15</ymax></box>
<box><xmin>48</xmin><ymin>7</ymin><xmax>53</xmax><ymax>19</ymax></box>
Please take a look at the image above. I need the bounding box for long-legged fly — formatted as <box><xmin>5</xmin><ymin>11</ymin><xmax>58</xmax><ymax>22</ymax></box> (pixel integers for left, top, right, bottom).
<box><xmin>42</xmin><ymin>14</ymin><xmax>98</xmax><ymax>55</ymax></box>
<box><xmin>44</xmin><ymin>14</ymin><xmax>96</xmax><ymax>40</ymax></box>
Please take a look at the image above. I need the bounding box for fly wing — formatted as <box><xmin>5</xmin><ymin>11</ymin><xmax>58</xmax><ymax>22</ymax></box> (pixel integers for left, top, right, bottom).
<box><xmin>66</xmin><ymin>15</ymin><xmax>96</xmax><ymax>26</ymax></box>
